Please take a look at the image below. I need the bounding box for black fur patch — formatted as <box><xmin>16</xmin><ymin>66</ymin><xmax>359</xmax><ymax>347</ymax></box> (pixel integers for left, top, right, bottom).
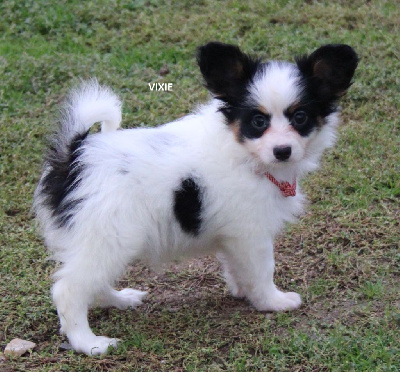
<box><xmin>173</xmin><ymin>177</ymin><xmax>203</xmax><ymax>236</ymax></box>
<box><xmin>197</xmin><ymin>42</ymin><xmax>260</xmax><ymax>107</ymax></box>
<box><xmin>296</xmin><ymin>44</ymin><xmax>358</xmax><ymax>118</ymax></box>
<box><xmin>197</xmin><ymin>43</ymin><xmax>274</xmax><ymax>140</ymax></box>
<box><xmin>41</xmin><ymin>131</ymin><xmax>88</xmax><ymax>227</ymax></box>
<box><xmin>234</xmin><ymin>108</ymin><xmax>272</xmax><ymax>142</ymax></box>
<box><xmin>296</xmin><ymin>44</ymin><xmax>358</xmax><ymax>101</ymax></box>
<box><xmin>281</xmin><ymin>44</ymin><xmax>358</xmax><ymax>136</ymax></box>
<box><xmin>284</xmin><ymin>101</ymin><xmax>328</xmax><ymax>137</ymax></box>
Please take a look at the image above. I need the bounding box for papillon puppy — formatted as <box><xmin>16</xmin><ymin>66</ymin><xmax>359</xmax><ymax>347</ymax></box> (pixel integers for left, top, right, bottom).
<box><xmin>34</xmin><ymin>42</ymin><xmax>358</xmax><ymax>355</ymax></box>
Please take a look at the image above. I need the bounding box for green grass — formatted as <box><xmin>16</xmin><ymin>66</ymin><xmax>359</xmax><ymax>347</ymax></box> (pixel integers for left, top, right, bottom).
<box><xmin>1</xmin><ymin>0</ymin><xmax>399</xmax><ymax>370</ymax></box>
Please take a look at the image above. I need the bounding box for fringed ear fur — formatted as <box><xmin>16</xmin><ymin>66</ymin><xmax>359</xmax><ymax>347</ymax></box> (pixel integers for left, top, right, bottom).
<box><xmin>197</xmin><ymin>42</ymin><xmax>260</xmax><ymax>106</ymax></box>
<box><xmin>296</xmin><ymin>44</ymin><xmax>358</xmax><ymax>101</ymax></box>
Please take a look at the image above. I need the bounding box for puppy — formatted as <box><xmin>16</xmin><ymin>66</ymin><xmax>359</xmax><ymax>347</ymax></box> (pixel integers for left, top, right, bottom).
<box><xmin>34</xmin><ymin>42</ymin><xmax>358</xmax><ymax>355</ymax></box>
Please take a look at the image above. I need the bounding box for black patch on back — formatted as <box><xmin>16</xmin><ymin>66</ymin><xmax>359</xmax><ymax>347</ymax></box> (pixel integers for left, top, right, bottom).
<box><xmin>174</xmin><ymin>177</ymin><xmax>203</xmax><ymax>236</ymax></box>
<box><xmin>41</xmin><ymin>131</ymin><xmax>88</xmax><ymax>227</ymax></box>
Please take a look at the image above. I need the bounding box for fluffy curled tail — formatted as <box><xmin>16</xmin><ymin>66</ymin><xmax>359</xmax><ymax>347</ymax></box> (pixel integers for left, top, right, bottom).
<box><xmin>49</xmin><ymin>79</ymin><xmax>122</xmax><ymax>170</ymax></box>
<box><xmin>61</xmin><ymin>79</ymin><xmax>122</xmax><ymax>138</ymax></box>
<box><xmin>35</xmin><ymin>80</ymin><xmax>122</xmax><ymax>228</ymax></box>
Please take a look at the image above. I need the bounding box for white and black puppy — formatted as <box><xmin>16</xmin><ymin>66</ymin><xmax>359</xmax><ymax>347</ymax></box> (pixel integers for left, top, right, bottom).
<box><xmin>34</xmin><ymin>42</ymin><xmax>358</xmax><ymax>355</ymax></box>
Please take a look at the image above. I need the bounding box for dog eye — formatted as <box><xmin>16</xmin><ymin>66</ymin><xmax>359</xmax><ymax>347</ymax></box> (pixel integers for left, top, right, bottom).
<box><xmin>251</xmin><ymin>114</ymin><xmax>269</xmax><ymax>130</ymax></box>
<box><xmin>293</xmin><ymin>111</ymin><xmax>308</xmax><ymax>126</ymax></box>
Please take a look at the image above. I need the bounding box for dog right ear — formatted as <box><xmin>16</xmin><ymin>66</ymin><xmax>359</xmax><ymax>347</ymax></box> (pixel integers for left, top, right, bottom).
<box><xmin>197</xmin><ymin>42</ymin><xmax>259</xmax><ymax>106</ymax></box>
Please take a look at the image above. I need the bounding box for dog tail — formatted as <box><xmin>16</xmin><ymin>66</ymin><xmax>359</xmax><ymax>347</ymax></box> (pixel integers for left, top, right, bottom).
<box><xmin>34</xmin><ymin>80</ymin><xmax>122</xmax><ymax>227</ymax></box>
<box><xmin>60</xmin><ymin>79</ymin><xmax>122</xmax><ymax>138</ymax></box>
<box><xmin>47</xmin><ymin>78</ymin><xmax>122</xmax><ymax>164</ymax></box>
<box><xmin>48</xmin><ymin>78</ymin><xmax>122</xmax><ymax>167</ymax></box>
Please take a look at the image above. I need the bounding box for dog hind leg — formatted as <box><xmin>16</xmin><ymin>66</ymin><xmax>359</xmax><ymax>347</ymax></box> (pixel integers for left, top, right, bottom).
<box><xmin>51</xmin><ymin>243</ymin><xmax>139</xmax><ymax>355</ymax></box>
<box><xmin>95</xmin><ymin>286</ymin><xmax>147</xmax><ymax>310</ymax></box>
<box><xmin>52</xmin><ymin>277</ymin><xmax>120</xmax><ymax>355</ymax></box>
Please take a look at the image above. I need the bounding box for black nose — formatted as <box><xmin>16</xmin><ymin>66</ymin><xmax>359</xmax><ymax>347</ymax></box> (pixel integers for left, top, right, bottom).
<box><xmin>273</xmin><ymin>146</ymin><xmax>292</xmax><ymax>161</ymax></box>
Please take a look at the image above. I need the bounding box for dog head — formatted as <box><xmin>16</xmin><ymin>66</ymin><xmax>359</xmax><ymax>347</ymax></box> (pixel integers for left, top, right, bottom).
<box><xmin>197</xmin><ymin>42</ymin><xmax>358</xmax><ymax>169</ymax></box>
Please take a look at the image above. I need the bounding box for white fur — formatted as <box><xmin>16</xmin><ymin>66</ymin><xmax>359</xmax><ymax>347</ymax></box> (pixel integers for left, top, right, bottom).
<box><xmin>68</xmin><ymin>78</ymin><xmax>122</xmax><ymax>134</ymax></box>
<box><xmin>34</xmin><ymin>69</ymin><xmax>340</xmax><ymax>355</ymax></box>
<box><xmin>250</xmin><ymin>62</ymin><xmax>300</xmax><ymax>113</ymax></box>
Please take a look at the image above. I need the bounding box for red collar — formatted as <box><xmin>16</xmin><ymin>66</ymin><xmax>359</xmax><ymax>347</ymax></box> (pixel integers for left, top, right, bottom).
<box><xmin>265</xmin><ymin>172</ymin><xmax>297</xmax><ymax>197</ymax></box>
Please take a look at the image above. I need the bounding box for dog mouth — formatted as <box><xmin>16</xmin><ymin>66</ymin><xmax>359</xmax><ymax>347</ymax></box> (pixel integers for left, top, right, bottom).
<box><xmin>273</xmin><ymin>158</ymin><xmax>290</xmax><ymax>163</ymax></box>
<box><xmin>254</xmin><ymin>157</ymin><xmax>296</xmax><ymax>175</ymax></box>
<box><xmin>266</xmin><ymin>157</ymin><xmax>300</xmax><ymax>170</ymax></box>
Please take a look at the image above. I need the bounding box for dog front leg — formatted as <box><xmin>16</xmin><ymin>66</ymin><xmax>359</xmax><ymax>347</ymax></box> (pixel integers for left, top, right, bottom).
<box><xmin>221</xmin><ymin>238</ymin><xmax>301</xmax><ymax>312</ymax></box>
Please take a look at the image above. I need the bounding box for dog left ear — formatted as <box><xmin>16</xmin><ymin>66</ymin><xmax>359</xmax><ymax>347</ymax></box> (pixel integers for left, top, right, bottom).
<box><xmin>296</xmin><ymin>44</ymin><xmax>358</xmax><ymax>100</ymax></box>
<box><xmin>197</xmin><ymin>42</ymin><xmax>259</xmax><ymax>105</ymax></box>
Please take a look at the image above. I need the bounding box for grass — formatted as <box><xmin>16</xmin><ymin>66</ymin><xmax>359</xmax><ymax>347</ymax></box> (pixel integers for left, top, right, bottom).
<box><xmin>0</xmin><ymin>0</ymin><xmax>399</xmax><ymax>370</ymax></box>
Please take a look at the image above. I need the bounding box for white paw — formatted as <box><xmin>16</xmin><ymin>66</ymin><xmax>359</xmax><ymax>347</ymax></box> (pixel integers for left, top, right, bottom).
<box><xmin>71</xmin><ymin>335</ymin><xmax>119</xmax><ymax>355</ymax></box>
<box><xmin>252</xmin><ymin>290</ymin><xmax>302</xmax><ymax>312</ymax></box>
<box><xmin>113</xmin><ymin>288</ymin><xmax>147</xmax><ymax>310</ymax></box>
<box><xmin>228</xmin><ymin>283</ymin><xmax>246</xmax><ymax>299</ymax></box>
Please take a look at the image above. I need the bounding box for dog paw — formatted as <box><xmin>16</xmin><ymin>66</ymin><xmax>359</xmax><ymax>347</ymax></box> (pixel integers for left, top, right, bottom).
<box><xmin>113</xmin><ymin>288</ymin><xmax>147</xmax><ymax>310</ymax></box>
<box><xmin>226</xmin><ymin>281</ymin><xmax>246</xmax><ymax>299</ymax></box>
<box><xmin>252</xmin><ymin>290</ymin><xmax>302</xmax><ymax>312</ymax></box>
<box><xmin>230</xmin><ymin>288</ymin><xmax>246</xmax><ymax>299</ymax></box>
<box><xmin>71</xmin><ymin>335</ymin><xmax>119</xmax><ymax>355</ymax></box>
